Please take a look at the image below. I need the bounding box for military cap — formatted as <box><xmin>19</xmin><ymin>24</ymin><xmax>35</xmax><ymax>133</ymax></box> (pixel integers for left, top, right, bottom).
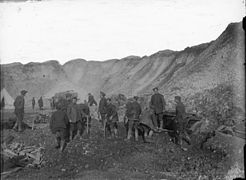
<box><xmin>175</xmin><ymin>96</ymin><xmax>181</xmax><ymax>101</ymax></box>
<box><xmin>88</xmin><ymin>93</ymin><xmax>91</xmax><ymax>96</ymax></box>
<box><xmin>21</xmin><ymin>90</ymin><xmax>28</xmax><ymax>95</ymax></box>
<box><xmin>153</xmin><ymin>87</ymin><xmax>158</xmax><ymax>91</ymax></box>
<box><xmin>100</xmin><ymin>91</ymin><xmax>106</xmax><ymax>96</ymax></box>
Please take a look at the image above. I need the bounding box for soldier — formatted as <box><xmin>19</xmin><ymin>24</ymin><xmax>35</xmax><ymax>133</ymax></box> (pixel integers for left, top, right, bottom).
<box><xmin>38</xmin><ymin>96</ymin><xmax>43</xmax><ymax>110</ymax></box>
<box><xmin>88</xmin><ymin>93</ymin><xmax>98</xmax><ymax>120</ymax></box>
<box><xmin>32</xmin><ymin>97</ymin><xmax>35</xmax><ymax>110</ymax></box>
<box><xmin>88</xmin><ymin>93</ymin><xmax>97</xmax><ymax>106</ymax></box>
<box><xmin>50</xmin><ymin>102</ymin><xmax>69</xmax><ymax>152</ymax></box>
<box><xmin>13</xmin><ymin>90</ymin><xmax>28</xmax><ymax>132</ymax></box>
<box><xmin>67</xmin><ymin>97</ymin><xmax>80</xmax><ymax>141</ymax></box>
<box><xmin>174</xmin><ymin>96</ymin><xmax>191</xmax><ymax>151</ymax></box>
<box><xmin>1</xmin><ymin>97</ymin><xmax>5</xmax><ymax>110</ymax></box>
<box><xmin>98</xmin><ymin>91</ymin><xmax>107</xmax><ymax>129</ymax></box>
<box><xmin>140</xmin><ymin>107</ymin><xmax>155</xmax><ymax>139</ymax></box>
<box><xmin>125</xmin><ymin>96</ymin><xmax>142</xmax><ymax>141</ymax></box>
<box><xmin>106</xmin><ymin>98</ymin><xmax>119</xmax><ymax>138</ymax></box>
<box><xmin>77</xmin><ymin>101</ymin><xmax>91</xmax><ymax>138</ymax></box>
<box><xmin>150</xmin><ymin>87</ymin><xmax>166</xmax><ymax>130</ymax></box>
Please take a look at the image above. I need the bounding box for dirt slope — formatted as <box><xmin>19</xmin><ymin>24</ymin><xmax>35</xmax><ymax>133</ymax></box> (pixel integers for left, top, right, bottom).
<box><xmin>1</xmin><ymin>22</ymin><xmax>244</xmax><ymax>113</ymax></box>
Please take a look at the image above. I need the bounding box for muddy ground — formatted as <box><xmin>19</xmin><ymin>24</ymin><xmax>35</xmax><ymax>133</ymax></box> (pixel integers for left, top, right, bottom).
<box><xmin>1</xmin><ymin>109</ymin><xmax>245</xmax><ymax>180</ymax></box>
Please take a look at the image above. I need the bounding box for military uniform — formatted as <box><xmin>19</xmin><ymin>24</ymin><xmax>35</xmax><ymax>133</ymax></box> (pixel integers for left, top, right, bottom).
<box><xmin>88</xmin><ymin>94</ymin><xmax>98</xmax><ymax>120</ymax></box>
<box><xmin>13</xmin><ymin>94</ymin><xmax>25</xmax><ymax>131</ymax></box>
<box><xmin>174</xmin><ymin>98</ymin><xmax>191</xmax><ymax>148</ymax></box>
<box><xmin>150</xmin><ymin>92</ymin><xmax>166</xmax><ymax>129</ymax></box>
<box><xmin>50</xmin><ymin>108</ymin><xmax>69</xmax><ymax>151</ymax></box>
<box><xmin>106</xmin><ymin>103</ymin><xmax>119</xmax><ymax>137</ymax></box>
<box><xmin>38</xmin><ymin>97</ymin><xmax>43</xmax><ymax>110</ymax></box>
<box><xmin>77</xmin><ymin>103</ymin><xmax>91</xmax><ymax>136</ymax></box>
<box><xmin>125</xmin><ymin>98</ymin><xmax>142</xmax><ymax>141</ymax></box>
<box><xmin>98</xmin><ymin>93</ymin><xmax>107</xmax><ymax>127</ymax></box>
<box><xmin>67</xmin><ymin>102</ymin><xmax>81</xmax><ymax>140</ymax></box>
<box><xmin>88</xmin><ymin>94</ymin><xmax>97</xmax><ymax>106</ymax></box>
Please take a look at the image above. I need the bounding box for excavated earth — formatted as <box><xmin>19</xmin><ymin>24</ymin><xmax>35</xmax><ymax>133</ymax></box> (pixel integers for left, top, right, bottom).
<box><xmin>1</xmin><ymin>109</ymin><xmax>244</xmax><ymax>180</ymax></box>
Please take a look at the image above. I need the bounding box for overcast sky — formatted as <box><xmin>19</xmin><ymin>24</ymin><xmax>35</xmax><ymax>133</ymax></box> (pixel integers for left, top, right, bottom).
<box><xmin>0</xmin><ymin>0</ymin><xmax>245</xmax><ymax>64</ymax></box>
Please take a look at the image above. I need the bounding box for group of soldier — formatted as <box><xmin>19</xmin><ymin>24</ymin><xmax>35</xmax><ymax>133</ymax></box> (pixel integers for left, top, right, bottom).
<box><xmin>31</xmin><ymin>96</ymin><xmax>44</xmax><ymax>110</ymax></box>
<box><xmin>13</xmin><ymin>87</ymin><xmax>190</xmax><ymax>152</ymax></box>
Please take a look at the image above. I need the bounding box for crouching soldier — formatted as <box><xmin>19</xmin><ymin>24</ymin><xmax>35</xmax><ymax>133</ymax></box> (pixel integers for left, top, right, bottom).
<box><xmin>106</xmin><ymin>98</ymin><xmax>119</xmax><ymax>138</ymax></box>
<box><xmin>125</xmin><ymin>96</ymin><xmax>142</xmax><ymax>141</ymax></box>
<box><xmin>50</xmin><ymin>102</ymin><xmax>69</xmax><ymax>152</ymax></box>
<box><xmin>140</xmin><ymin>108</ymin><xmax>155</xmax><ymax>139</ymax></box>
<box><xmin>174</xmin><ymin>96</ymin><xmax>191</xmax><ymax>151</ymax></box>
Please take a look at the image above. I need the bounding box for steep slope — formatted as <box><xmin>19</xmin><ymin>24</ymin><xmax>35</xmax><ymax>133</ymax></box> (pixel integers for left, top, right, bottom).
<box><xmin>1</xmin><ymin>22</ymin><xmax>244</xmax><ymax>113</ymax></box>
<box><xmin>1</xmin><ymin>60</ymin><xmax>68</xmax><ymax>101</ymax></box>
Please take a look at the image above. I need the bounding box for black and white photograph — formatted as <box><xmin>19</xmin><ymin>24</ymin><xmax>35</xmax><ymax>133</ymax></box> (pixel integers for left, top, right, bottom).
<box><xmin>0</xmin><ymin>0</ymin><xmax>245</xmax><ymax>179</ymax></box>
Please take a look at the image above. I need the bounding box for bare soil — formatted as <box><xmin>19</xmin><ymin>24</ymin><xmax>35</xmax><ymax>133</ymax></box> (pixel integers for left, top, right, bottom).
<box><xmin>1</xmin><ymin>109</ymin><xmax>244</xmax><ymax>180</ymax></box>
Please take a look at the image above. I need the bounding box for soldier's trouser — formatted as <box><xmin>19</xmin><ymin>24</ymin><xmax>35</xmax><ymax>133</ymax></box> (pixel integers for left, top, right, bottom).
<box><xmin>69</xmin><ymin>122</ymin><xmax>78</xmax><ymax>139</ymax></box>
<box><xmin>14</xmin><ymin>111</ymin><xmax>24</xmax><ymax>131</ymax></box>
<box><xmin>174</xmin><ymin>121</ymin><xmax>191</xmax><ymax>146</ymax></box>
<box><xmin>127</xmin><ymin>120</ymin><xmax>139</xmax><ymax>140</ymax></box>
<box><xmin>55</xmin><ymin>129</ymin><xmax>67</xmax><ymax>151</ymax></box>
<box><xmin>153</xmin><ymin>112</ymin><xmax>163</xmax><ymax>129</ymax></box>
<box><xmin>76</xmin><ymin>121</ymin><xmax>84</xmax><ymax>136</ymax></box>
<box><xmin>89</xmin><ymin>105</ymin><xmax>98</xmax><ymax>120</ymax></box>
<box><xmin>100</xmin><ymin>113</ymin><xmax>107</xmax><ymax>128</ymax></box>
<box><xmin>106</xmin><ymin>121</ymin><xmax>118</xmax><ymax>137</ymax></box>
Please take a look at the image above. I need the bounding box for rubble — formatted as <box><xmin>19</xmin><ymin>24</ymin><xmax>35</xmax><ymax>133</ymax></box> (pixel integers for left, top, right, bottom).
<box><xmin>1</xmin><ymin>141</ymin><xmax>45</xmax><ymax>177</ymax></box>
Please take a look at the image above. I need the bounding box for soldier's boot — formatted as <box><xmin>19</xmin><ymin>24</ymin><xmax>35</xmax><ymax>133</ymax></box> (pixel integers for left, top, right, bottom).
<box><xmin>12</xmin><ymin>122</ymin><xmax>18</xmax><ymax>130</ymax></box>
<box><xmin>55</xmin><ymin>137</ymin><xmax>61</xmax><ymax>149</ymax></box>
<box><xmin>148</xmin><ymin>130</ymin><xmax>154</xmax><ymax>138</ymax></box>
<box><xmin>180</xmin><ymin>140</ymin><xmax>187</xmax><ymax>151</ymax></box>
<box><xmin>135</xmin><ymin>128</ymin><xmax>139</xmax><ymax>141</ymax></box>
<box><xmin>60</xmin><ymin>140</ymin><xmax>66</xmax><ymax>152</ymax></box>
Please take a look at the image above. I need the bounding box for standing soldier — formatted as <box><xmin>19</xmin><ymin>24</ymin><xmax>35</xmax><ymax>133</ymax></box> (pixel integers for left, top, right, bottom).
<box><xmin>98</xmin><ymin>91</ymin><xmax>107</xmax><ymax>129</ymax></box>
<box><xmin>32</xmin><ymin>97</ymin><xmax>35</xmax><ymax>111</ymax></box>
<box><xmin>67</xmin><ymin>97</ymin><xmax>80</xmax><ymax>141</ymax></box>
<box><xmin>174</xmin><ymin>96</ymin><xmax>191</xmax><ymax>151</ymax></box>
<box><xmin>88</xmin><ymin>93</ymin><xmax>98</xmax><ymax>120</ymax></box>
<box><xmin>1</xmin><ymin>97</ymin><xmax>5</xmax><ymax>110</ymax></box>
<box><xmin>106</xmin><ymin>98</ymin><xmax>119</xmax><ymax>138</ymax></box>
<box><xmin>50</xmin><ymin>102</ymin><xmax>69</xmax><ymax>152</ymax></box>
<box><xmin>13</xmin><ymin>90</ymin><xmax>28</xmax><ymax>132</ymax></box>
<box><xmin>150</xmin><ymin>87</ymin><xmax>166</xmax><ymax>131</ymax></box>
<box><xmin>38</xmin><ymin>96</ymin><xmax>43</xmax><ymax>110</ymax></box>
<box><xmin>125</xmin><ymin>96</ymin><xmax>142</xmax><ymax>141</ymax></box>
